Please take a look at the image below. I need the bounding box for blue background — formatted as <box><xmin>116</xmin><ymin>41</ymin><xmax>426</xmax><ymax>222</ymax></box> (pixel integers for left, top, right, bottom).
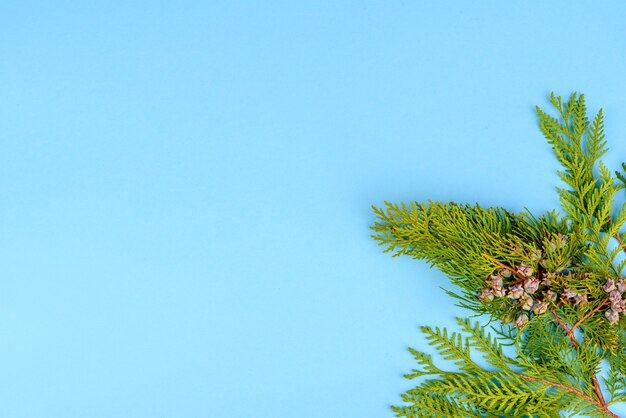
<box><xmin>2</xmin><ymin>1</ymin><xmax>626</xmax><ymax>417</ymax></box>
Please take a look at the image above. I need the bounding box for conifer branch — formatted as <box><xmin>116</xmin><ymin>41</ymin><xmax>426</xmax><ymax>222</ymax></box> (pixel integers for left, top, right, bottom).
<box><xmin>490</xmin><ymin>259</ymin><xmax>527</xmax><ymax>282</ymax></box>
<box><xmin>373</xmin><ymin>93</ymin><xmax>626</xmax><ymax>417</ymax></box>
<box><xmin>609</xmin><ymin>218</ymin><xmax>626</xmax><ymax>256</ymax></box>
<box><xmin>571</xmin><ymin>299</ymin><xmax>610</xmax><ymax>333</ymax></box>
<box><xmin>550</xmin><ymin>307</ymin><xmax>579</xmax><ymax>347</ymax></box>
<box><xmin>517</xmin><ymin>374</ymin><xmax>618</xmax><ymax>418</ymax></box>
<box><xmin>615</xmin><ymin>233</ymin><xmax>626</xmax><ymax>253</ymax></box>
<box><xmin>550</xmin><ymin>307</ymin><xmax>608</xmax><ymax>407</ymax></box>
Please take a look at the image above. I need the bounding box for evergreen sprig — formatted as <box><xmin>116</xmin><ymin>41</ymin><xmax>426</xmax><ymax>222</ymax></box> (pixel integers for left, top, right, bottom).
<box><xmin>372</xmin><ymin>93</ymin><xmax>626</xmax><ymax>417</ymax></box>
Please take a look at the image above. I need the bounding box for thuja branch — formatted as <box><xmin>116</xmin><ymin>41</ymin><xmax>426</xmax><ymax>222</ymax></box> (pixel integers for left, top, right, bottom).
<box><xmin>607</xmin><ymin>218</ymin><xmax>626</xmax><ymax>256</ymax></box>
<box><xmin>616</xmin><ymin>233</ymin><xmax>626</xmax><ymax>253</ymax></box>
<box><xmin>518</xmin><ymin>374</ymin><xmax>618</xmax><ymax>418</ymax></box>
<box><xmin>571</xmin><ymin>300</ymin><xmax>610</xmax><ymax>333</ymax></box>
<box><xmin>372</xmin><ymin>93</ymin><xmax>626</xmax><ymax>416</ymax></box>
<box><xmin>550</xmin><ymin>308</ymin><xmax>578</xmax><ymax>347</ymax></box>
<box><xmin>550</xmin><ymin>307</ymin><xmax>607</xmax><ymax>407</ymax></box>
<box><xmin>491</xmin><ymin>259</ymin><xmax>527</xmax><ymax>282</ymax></box>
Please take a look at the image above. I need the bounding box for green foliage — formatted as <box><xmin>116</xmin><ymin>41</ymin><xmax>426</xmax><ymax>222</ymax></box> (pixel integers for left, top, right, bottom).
<box><xmin>372</xmin><ymin>93</ymin><xmax>626</xmax><ymax>417</ymax></box>
<box><xmin>394</xmin><ymin>318</ymin><xmax>605</xmax><ymax>418</ymax></box>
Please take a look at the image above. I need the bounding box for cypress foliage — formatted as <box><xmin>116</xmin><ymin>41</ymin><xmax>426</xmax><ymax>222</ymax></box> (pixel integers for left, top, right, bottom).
<box><xmin>372</xmin><ymin>93</ymin><xmax>626</xmax><ymax>417</ymax></box>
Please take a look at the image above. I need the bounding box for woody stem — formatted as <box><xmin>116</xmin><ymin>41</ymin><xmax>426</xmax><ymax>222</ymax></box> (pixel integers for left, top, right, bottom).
<box><xmin>550</xmin><ymin>308</ymin><xmax>608</xmax><ymax>409</ymax></box>
<box><xmin>491</xmin><ymin>260</ymin><xmax>526</xmax><ymax>282</ymax></box>
<box><xmin>518</xmin><ymin>374</ymin><xmax>617</xmax><ymax>418</ymax></box>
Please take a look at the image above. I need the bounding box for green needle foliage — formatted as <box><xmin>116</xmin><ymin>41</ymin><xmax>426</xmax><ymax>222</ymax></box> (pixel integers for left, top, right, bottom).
<box><xmin>371</xmin><ymin>93</ymin><xmax>626</xmax><ymax>417</ymax></box>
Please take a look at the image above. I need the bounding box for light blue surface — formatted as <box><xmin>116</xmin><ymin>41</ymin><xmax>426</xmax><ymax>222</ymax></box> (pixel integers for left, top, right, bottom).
<box><xmin>2</xmin><ymin>2</ymin><xmax>626</xmax><ymax>417</ymax></box>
